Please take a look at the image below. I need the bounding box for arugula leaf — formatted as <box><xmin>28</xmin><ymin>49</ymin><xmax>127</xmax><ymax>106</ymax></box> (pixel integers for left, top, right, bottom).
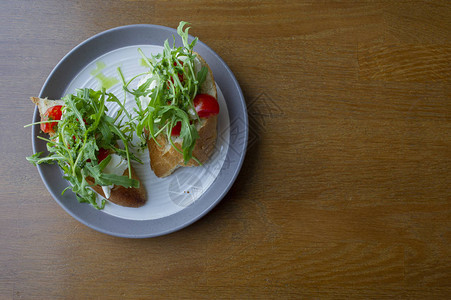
<box><xmin>98</xmin><ymin>173</ymin><xmax>139</xmax><ymax>188</ymax></box>
<box><xmin>197</xmin><ymin>66</ymin><xmax>208</xmax><ymax>86</ymax></box>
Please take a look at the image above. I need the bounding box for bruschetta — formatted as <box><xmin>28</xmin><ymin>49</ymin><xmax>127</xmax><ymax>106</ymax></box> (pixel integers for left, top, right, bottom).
<box><xmin>28</xmin><ymin>89</ymin><xmax>146</xmax><ymax>208</ymax></box>
<box><xmin>123</xmin><ymin>22</ymin><xmax>220</xmax><ymax>177</ymax></box>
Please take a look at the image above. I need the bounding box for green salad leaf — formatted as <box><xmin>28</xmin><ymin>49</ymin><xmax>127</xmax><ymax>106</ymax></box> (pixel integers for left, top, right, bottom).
<box><xmin>26</xmin><ymin>88</ymin><xmax>139</xmax><ymax>209</ymax></box>
<box><xmin>119</xmin><ymin>21</ymin><xmax>207</xmax><ymax>164</ymax></box>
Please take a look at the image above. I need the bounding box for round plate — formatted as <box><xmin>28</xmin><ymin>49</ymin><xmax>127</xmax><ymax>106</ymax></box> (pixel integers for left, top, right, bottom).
<box><xmin>32</xmin><ymin>24</ymin><xmax>248</xmax><ymax>238</ymax></box>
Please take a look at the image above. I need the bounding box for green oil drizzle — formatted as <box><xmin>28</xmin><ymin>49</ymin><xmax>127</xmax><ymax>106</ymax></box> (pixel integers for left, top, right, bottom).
<box><xmin>90</xmin><ymin>61</ymin><xmax>119</xmax><ymax>90</ymax></box>
<box><xmin>140</xmin><ymin>58</ymin><xmax>150</xmax><ymax>68</ymax></box>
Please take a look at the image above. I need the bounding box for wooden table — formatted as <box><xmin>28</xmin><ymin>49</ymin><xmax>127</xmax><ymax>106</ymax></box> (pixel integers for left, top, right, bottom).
<box><xmin>1</xmin><ymin>1</ymin><xmax>450</xmax><ymax>298</ymax></box>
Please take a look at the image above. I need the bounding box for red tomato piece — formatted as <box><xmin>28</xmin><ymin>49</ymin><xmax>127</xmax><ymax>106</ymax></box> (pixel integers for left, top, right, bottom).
<box><xmin>97</xmin><ymin>148</ymin><xmax>110</xmax><ymax>163</ymax></box>
<box><xmin>171</xmin><ymin>121</ymin><xmax>182</xmax><ymax>136</ymax></box>
<box><xmin>193</xmin><ymin>94</ymin><xmax>219</xmax><ymax>118</ymax></box>
<box><xmin>41</xmin><ymin>105</ymin><xmax>63</xmax><ymax>134</ymax></box>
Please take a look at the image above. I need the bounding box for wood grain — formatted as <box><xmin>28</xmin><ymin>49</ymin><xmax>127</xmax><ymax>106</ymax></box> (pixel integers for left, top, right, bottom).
<box><xmin>1</xmin><ymin>0</ymin><xmax>450</xmax><ymax>299</ymax></box>
<box><xmin>358</xmin><ymin>43</ymin><xmax>450</xmax><ymax>81</ymax></box>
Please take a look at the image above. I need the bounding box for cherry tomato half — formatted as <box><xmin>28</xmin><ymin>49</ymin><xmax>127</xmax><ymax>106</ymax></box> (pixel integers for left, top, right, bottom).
<box><xmin>171</xmin><ymin>121</ymin><xmax>182</xmax><ymax>136</ymax></box>
<box><xmin>41</xmin><ymin>105</ymin><xmax>63</xmax><ymax>134</ymax></box>
<box><xmin>194</xmin><ymin>94</ymin><xmax>219</xmax><ymax>118</ymax></box>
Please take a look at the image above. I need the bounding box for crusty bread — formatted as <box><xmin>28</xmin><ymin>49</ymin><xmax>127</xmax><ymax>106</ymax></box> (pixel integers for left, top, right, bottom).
<box><xmin>31</xmin><ymin>97</ymin><xmax>147</xmax><ymax>207</ymax></box>
<box><xmin>146</xmin><ymin>52</ymin><xmax>218</xmax><ymax>177</ymax></box>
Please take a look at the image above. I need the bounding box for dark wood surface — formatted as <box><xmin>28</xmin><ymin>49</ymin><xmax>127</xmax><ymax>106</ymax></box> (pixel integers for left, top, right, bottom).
<box><xmin>1</xmin><ymin>1</ymin><xmax>450</xmax><ymax>298</ymax></box>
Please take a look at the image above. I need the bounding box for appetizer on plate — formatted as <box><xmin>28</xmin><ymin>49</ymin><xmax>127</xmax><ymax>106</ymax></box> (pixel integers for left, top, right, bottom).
<box><xmin>27</xmin><ymin>89</ymin><xmax>146</xmax><ymax>208</ymax></box>
<box><xmin>122</xmin><ymin>21</ymin><xmax>220</xmax><ymax>177</ymax></box>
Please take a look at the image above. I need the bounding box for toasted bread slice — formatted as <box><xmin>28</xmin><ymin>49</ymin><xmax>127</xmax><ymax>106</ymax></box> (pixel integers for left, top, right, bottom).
<box><xmin>31</xmin><ymin>97</ymin><xmax>147</xmax><ymax>207</ymax></box>
<box><xmin>146</xmin><ymin>53</ymin><xmax>218</xmax><ymax>177</ymax></box>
